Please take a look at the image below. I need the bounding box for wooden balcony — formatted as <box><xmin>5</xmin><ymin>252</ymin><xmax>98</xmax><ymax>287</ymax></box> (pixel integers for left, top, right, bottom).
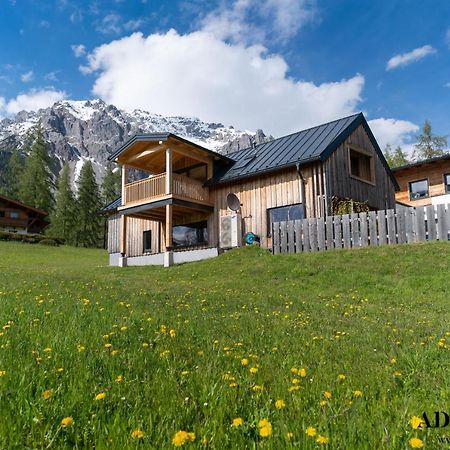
<box><xmin>122</xmin><ymin>172</ymin><xmax>210</xmax><ymax>207</ymax></box>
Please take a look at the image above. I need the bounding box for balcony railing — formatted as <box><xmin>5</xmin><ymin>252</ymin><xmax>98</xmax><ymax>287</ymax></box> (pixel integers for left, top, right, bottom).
<box><xmin>123</xmin><ymin>172</ymin><xmax>209</xmax><ymax>206</ymax></box>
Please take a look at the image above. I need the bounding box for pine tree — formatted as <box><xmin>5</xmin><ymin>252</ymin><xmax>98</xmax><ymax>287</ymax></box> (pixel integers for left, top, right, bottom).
<box><xmin>49</xmin><ymin>163</ymin><xmax>77</xmax><ymax>243</ymax></box>
<box><xmin>384</xmin><ymin>144</ymin><xmax>409</xmax><ymax>168</ymax></box>
<box><xmin>102</xmin><ymin>162</ymin><xmax>121</xmax><ymax>205</ymax></box>
<box><xmin>414</xmin><ymin>120</ymin><xmax>448</xmax><ymax>160</ymax></box>
<box><xmin>0</xmin><ymin>149</ymin><xmax>23</xmax><ymax>199</ymax></box>
<box><xmin>76</xmin><ymin>161</ymin><xmax>102</xmax><ymax>247</ymax></box>
<box><xmin>19</xmin><ymin>124</ymin><xmax>54</xmax><ymax>211</ymax></box>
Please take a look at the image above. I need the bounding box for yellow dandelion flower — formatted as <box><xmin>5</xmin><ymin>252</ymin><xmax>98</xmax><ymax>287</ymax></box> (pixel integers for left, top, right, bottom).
<box><xmin>169</xmin><ymin>329</ymin><xmax>176</xmax><ymax>338</ymax></box>
<box><xmin>409</xmin><ymin>437</ymin><xmax>424</xmax><ymax>448</ymax></box>
<box><xmin>131</xmin><ymin>429</ymin><xmax>145</xmax><ymax>439</ymax></box>
<box><xmin>241</xmin><ymin>358</ymin><xmax>249</xmax><ymax>366</ymax></box>
<box><xmin>319</xmin><ymin>400</ymin><xmax>328</xmax><ymax>407</ymax></box>
<box><xmin>181</xmin><ymin>370</ymin><xmax>189</xmax><ymax>376</ymax></box>
<box><xmin>249</xmin><ymin>367</ymin><xmax>258</xmax><ymax>374</ymax></box>
<box><xmin>316</xmin><ymin>435</ymin><xmax>329</xmax><ymax>444</ymax></box>
<box><xmin>61</xmin><ymin>416</ymin><xmax>73</xmax><ymax>428</ymax></box>
<box><xmin>95</xmin><ymin>392</ymin><xmax>106</xmax><ymax>401</ymax></box>
<box><xmin>299</xmin><ymin>368</ymin><xmax>307</xmax><ymax>377</ymax></box>
<box><xmin>120</xmin><ymin>326</ymin><xmax>128</xmax><ymax>332</ymax></box>
<box><xmin>275</xmin><ymin>399</ymin><xmax>285</xmax><ymax>409</ymax></box>
<box><xmin>252</xmin><ymin>384</ymin><xmax>262</xmax><ymax>392</ymax></box>
<box><xmin>286</xmin><ymin>432</ymin><xmax>294</xmax><ymax>439</ymax></box>
<box><xmin>115</xmin><ymin>375</ymin><xmax>123</xmax><ymax>383</ymax></box>
<box><xmin>393</xmin><ymin>371</ymin><xmax>402</xmax><ymax>377</ymax></box>
<box><xmin>338</xmin><ymin>374</ymin><xmax>346</xmax><ymax>381</ymax></box>
<box><xmin>56</xmin><ymin>367</ymin><xmax>64</xmax><ymax>374</ymax></box>
<box><xmin>323</xmin><ymin>391</ymin><xmax>332</xmax><ymax>399</ymax></box>
<box><xmin>82</xmin><ymin>299</ymin><xmax>90</xmax><ymax>306</ymax></box>
<box><xmin>43</xmin><ymin>347</ymin><xmax>52</xmax><ymax>353</ymax></box>
<box><xmin>201</xmin><ymin>436</ymin><xmax>208</xmax><ymax>445</ymax></box>
<box><xmin>353</xmin><ymin>390</ymin><xmax>363</xmax><ymax>398</ymax></box>
<box><xmin>390</xmin><ymin>358</ymin><xmax>397</xmax><ymax>364</ymax></box>
<box><xmin>305</xmin><ymin>426</ymin><xmax>317</xmax><ymax>437</ymax></box>
<box><xmin>258</xmin><ymin>418</ymin><xmax>270</xmax><ymax>428</ymax></box>
<box><xmin>111</xmin><ymin>350</ymin><xmax>119</xmax><ymax>356</ymax></box>
<box><xmin>104</xmin><ymin>343</ymin><xmax>112</xmax><ymax>349</ymax></box>
<box><xmin>0</xmin><ymin>370</ymin><xmax>6</xmax><ymax>377</ymax></box>
<box><xmin>231</xmin><ymin>417</ymin><xmax>243</xmax><ymax>427</ymax></box>
<box><xmin>143</xmin><ymin>342</ymin><xmax>150</xmax><ymax>348</ymax></box>
<box><xmin>290</xmin><ymin>367</ymin><xmax>298</xmax><ymax>374</ymax></box>
<box><xmin>410</xmin><ymin>416</ymin><xmax>424</xmax><ymax>429</ymax></box>
<box><xmin>288</xmin><ymin>385</ymin><xmax>300</xmax><ymax>392</ymax></box>
<box><xmin>77</xmin><ymin>345</ymin><xmax>86</xmax><ymax>352</ymax></box>
<box><xmin>43</xmin><ymin>389</ymin><xmax>53</xmax><ymax>400</ymax></box>
<box><xmin>259</xmin><ymin>426</ymin><xmax>272</xmax><ymax>437</ymax></box>
<box><xmin>172</xmin><ymin>430</ymin><xmax>195</xmax><ymax>446</ymax></box>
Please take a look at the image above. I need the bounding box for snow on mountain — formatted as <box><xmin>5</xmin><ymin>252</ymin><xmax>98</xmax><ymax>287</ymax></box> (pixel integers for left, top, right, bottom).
<box><xmin>0</xmin><ymin>99</ymin><xmax>272</xmax><ymax>187</ymax></box>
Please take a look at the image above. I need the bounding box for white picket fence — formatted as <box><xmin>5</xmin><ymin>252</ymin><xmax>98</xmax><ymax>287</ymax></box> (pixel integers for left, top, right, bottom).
<box><xmin>272</xmin><ymin>203</ymin><xmax>450</xmax><ymax>254</ymax></box>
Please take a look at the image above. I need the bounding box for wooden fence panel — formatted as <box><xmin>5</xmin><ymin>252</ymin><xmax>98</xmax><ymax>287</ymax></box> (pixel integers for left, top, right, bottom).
<box><xmin>272</xmin><ymin>203</ymin><xmax>450</xmax><ymax>254</ymax></box>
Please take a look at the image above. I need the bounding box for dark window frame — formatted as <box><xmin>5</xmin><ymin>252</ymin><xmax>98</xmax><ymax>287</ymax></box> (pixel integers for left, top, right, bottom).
<box><xmin>143</xmin><ymin>230</ymin><xmax>152</xmax><ymax>253</ymax></box>
<box><xmin>409</xmin><ymin>178</ymin><xmax>429</xmax><ymax>201</ymax></box>
<box><xmin>267</xmin><ymin>203</ymin><xmax>305</xmax><ymax>236</ymax></box>
<box><xmin>444</xmin><ymin>173</ymin><xmax>450</xmax><ymax>194</ymax></box>
<box><xmin>347</xmin><ymin>146</ymin><xmax>375</xmax><ymax>185</ymax></box>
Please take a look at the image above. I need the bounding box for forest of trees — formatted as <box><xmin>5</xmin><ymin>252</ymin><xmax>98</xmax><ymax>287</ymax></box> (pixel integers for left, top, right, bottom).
<box><xmin>383</xmin><ymin>120</ymin><xmax>448</xmax><ymax>168</ymax></box>
<box><xmin>0</xmin><ymin>124</ymin><xmax>121</xmax><ymax>247</ymax></box>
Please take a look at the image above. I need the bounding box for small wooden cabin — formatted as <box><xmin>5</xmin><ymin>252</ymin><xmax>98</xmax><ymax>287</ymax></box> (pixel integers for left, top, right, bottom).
<box><xmin>104</xmin><ymin>113</ymin><xmax>397</xmax><ymax>266</ymax></box>
<box><xmin>392</xmin><ymin>154</ymin><xmax>450</xmax><ymax>207</ymax></box>
<box><xmin>0</xmin><ymin>195</ymin><xmax>48</xmax><ymax>234</ymax></box>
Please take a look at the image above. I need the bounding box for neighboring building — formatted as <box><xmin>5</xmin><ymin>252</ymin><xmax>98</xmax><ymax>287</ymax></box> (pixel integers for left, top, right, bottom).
<box><xmin>392</xmin><ymin>154</ymin><xmax>450</xmax><ymax>207</ymax></box>
<box><xmin>104</xmin><ymin>112</ymin><xmax>397</xmax><ymax>266</ymax></box>
<box><xmin>0</xmin><ymin>195</ymin><xmax>49</xmax><ymax>234</ymax></box>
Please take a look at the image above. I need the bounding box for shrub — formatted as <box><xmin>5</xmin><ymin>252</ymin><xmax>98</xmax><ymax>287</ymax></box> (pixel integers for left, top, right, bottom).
<box><xmin>39</xmin><ymin>239</ymin><xmax>59</xmax><ymax>246</ymax></box>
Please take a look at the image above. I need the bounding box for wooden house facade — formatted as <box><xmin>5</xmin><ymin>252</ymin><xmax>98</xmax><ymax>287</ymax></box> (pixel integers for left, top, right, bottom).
<box><xmin>0</xmin><ymin>195</ymin><xmax>48</xmax><ymax>234</ymax></box>
<box><xmin>392</xmin><ymin>155</ymin><xmax>450</xmax><ymax>207</ymax></box>
<box><xmin>104</xmin><ymin>113</ymin><xmax>397</xmax><ymax>266</ymax></box>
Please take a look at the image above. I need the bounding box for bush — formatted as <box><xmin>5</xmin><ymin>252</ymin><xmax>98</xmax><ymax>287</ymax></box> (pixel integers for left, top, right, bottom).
<box><xmin>0</xmin><ymin>231</ymin><xmax>65</xmax><ymax>245</ymax></box>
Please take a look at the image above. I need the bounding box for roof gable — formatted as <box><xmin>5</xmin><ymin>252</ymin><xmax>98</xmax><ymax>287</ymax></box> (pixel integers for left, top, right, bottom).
<box><xmin>0</xmin><ymin>195</ymin><xmax>48</xmax><ymax>216</ymax></box>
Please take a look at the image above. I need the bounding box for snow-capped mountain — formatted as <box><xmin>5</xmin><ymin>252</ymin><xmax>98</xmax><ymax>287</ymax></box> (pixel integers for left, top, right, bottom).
<box><xmin>0</xmin><ymin>99</ymin><xmax>272</xmax><ymax>185</ymax></box>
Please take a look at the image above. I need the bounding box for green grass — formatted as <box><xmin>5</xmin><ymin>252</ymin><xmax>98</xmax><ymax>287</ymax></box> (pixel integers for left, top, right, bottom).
<box><xmin>0</xmin><ymin>241</ymin><xmax>449</xmax><ymax>449</ymax></box>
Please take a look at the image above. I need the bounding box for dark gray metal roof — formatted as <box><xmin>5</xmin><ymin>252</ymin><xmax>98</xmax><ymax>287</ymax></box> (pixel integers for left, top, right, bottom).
<box><xmin>108</xmin><ymin>133</ymin><xmax>233</xmax><ymax>162</ymax></box>
<box><xmin>210</xmin><ymin>113</ymin><xmax>371</xmax><ymax>184</ymax></box>
<box><xmin>100</xmin><ymin>196</ymin><xmax>122</xmax><ymax>214</ymax></box>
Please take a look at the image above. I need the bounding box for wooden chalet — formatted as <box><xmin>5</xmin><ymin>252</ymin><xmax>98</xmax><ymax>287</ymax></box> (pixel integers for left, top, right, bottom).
<box><xmin>0</xmin><ymin>195</ymin><xmax>48</xmax><ymax>234</ymax></box>
<box><xmin>392</xmin><ymin>154</ymin><xmax>450</xmax><ymax>207</ymax></box>
<box><xmin>104</xmin><ymin>112</ymin><xmax>397</xmax><ymax>266</ymax></box>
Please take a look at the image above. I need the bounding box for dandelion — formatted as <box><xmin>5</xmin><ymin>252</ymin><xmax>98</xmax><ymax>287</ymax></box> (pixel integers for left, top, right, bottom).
<box><xmin>56</xmin><ymin>367</ymin><xmax>64</xmax><ymax>374</ymax></box>
<box><xmin>252</xmin><ymin>384</ymin><xmax>262</xmax><ymax>392</ymax></box>
<box><xmin>353</xmin><ymin>390</ymin><xmax>363</xmax><ymax>398</ymax></box>
<box><xmin>316</xmin><ymin>435</ymin><xmax>329</xmax><ymax>444</ymax></box>
<box><xmin>172</xmin><ymin>431</ymin><xmax>195</xmax><ymax>446</ymax></box>
<box><xmin>290</xmin><ymin>367</ymin><xmax>298</xmax><ymax>374</ymax></box>
<box><xmin>305</xmin><ymin>426</ymin><xmax>317</xmax><ymax>437</ymax></box>
<box><xmin>0</xmin><ymin>370</ymin><xmax>6</xmax><ymax>377</ymax></box>
<box><xmin>323</xmin><ymin>391</ymin><xmax>332</xmax><ymax>399</ymax></box>
<box><xmin>95</xmin><ymin>392</ymin><xmax>106</xmax><ymax>401</ymax></box>
<box><xmin>115</xmin><ymin>375</ymin><xmax>123</xmax><ymax>383</ymax></box>
<box><xmin>249</xmin><ymin>367</ymin><xmax>258</xmax><ymax>374</ymax></box>
<box><xmin>82</xmin><ymin>299</ymin><xmax>90</xmax><ymax>306</ymax></box>
<box><xmin>258</xmin><ymin>419</ymin><xmax>272</xmax><ymax>438</ymax></box>
<box><xmin>410</xmin><ymin>416</ymin><xmax>424</xmax><ymax>429</ymax></box>
<box><xmin>104</xmin><ymin>343</ymin><xmax>112</xmax><ymax>349</ymax></box>
<box><xmin>275</xmin><ymin>399</ymin><xmax>285</xmax><ymax>409</ymax></box>
<box><xmin>319</xmin><ymin>400</ymin><xmax>328</xmax><ymax>407</ymax></box>
<box><xmin>241</xmin><ymin>358</ymin><xmax>249</xmax><ymax>366</ymax></box>
<box><xmin>43</xmin><ymin>347</ymin><xmax>52</xmax><ymax>353</ymax></box>
<box><xmin>181</xmin><ymin>371</ymin><xmax>189</xmax><ymax>376</ymax></box>
<box><xmin>111</xmin><ymin>350</ymin><xmax>119</xmax><ymax>356</ymax></box>
<box><xmin>77</xmin><ymin>345</ymin><xmax>86</xmax><ymax>352</ymax></box>
<box><xmin>409</xmin><ymin>437</ymin><xmax>424</xmax><ymax>448</ymax></box>
<box><xmin>299</xmin><ymin>368</ymin><xmax>307</xmax><ymax>377</ymax></box>
<box><xmin>231</xmin><ymin>417</ymin><xmax>243</xmax><ymax>427</ymax></box>
<box><xmin>120</xmin><ymin>326</ymin><xmax>128</xmax><ymax>332</ymax></box>
<box><xmin>43</xmin><ymin>389</ymin><xmax>53</xmax><ymax>400</ymax></box>
<box><xmin>169</xmin><ymin>329</ymin><xmax>176</xmax><ymax>338</ymax></box>
<box><xmin>338</xmin><ymin>374</ymin><xmax>346</xmax><ymax>381</ymax></box>
<box><xmin>61</xmin><ymin>416</ymin><xmax>73</xmax><ymax>428</ymax></box>
<box><xmin>143</xmin><ymin>342</ymin><xmax>150</xmax><ymax>348</ymax></box>
<box><xmin>286</xmin><ymin>432</ymin><xmax>294</xmax><ymax>439</ymax></box>
<box><xmin>131</xmin><ymin>429</ymin><xmax>145</xmax><ymax>439</ymax></box>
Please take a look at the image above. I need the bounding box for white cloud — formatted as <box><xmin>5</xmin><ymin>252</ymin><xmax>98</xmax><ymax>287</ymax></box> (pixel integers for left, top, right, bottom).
<box><xmin>1</xmin><ymin>88</ymin><xmax>67</xmax><ymax>115</ymax></box>
<box><xmin>446</xmin><ymin>27</ymin><xmax>450</xmax><ymax>47</ymax></box>
<box><xmin>96</xmin><ymin>13</ymin><xmax>144</xmax><ymax>35</ymax></box>
<box><xmin>386</xmin><ymin>45</ymin><xmax>436</xmax><ymax>70</ymax></box>
<box><xmin>201</xmin><ymin>0</ymin><xmax>317</xmax><ymax>44</ymax></box>
<box><xmin>368</xmin><ymin>118</ymin><xmax>419</xmax><ymax>153</ymax></box>
<box><xmin>20</xmin><ymin>70</ymin><xmax>34</xmax><ymax>83</ymax></box>
<box><xmin>82</xmin><ymin>30</ymin><xmax>364</xmax><ymax>136</ymax></box>
<box><xmin>45</xmin><ymin>71</ymin><xmax>59</xmax><ymax>81</ymax></box>
<box><xmin>71</xmin><ymin>44</ymin><xmax>86</xmax><ymax>58</ymax></box>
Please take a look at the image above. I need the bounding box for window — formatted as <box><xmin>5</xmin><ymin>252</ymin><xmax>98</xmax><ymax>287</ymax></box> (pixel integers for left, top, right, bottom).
<box><xmin>0</xmin><ymin>211</ymin><xmax>4</xmax><ymax>218</ymax></box>
<box><xmin>173</xmin><ymin>221</ymin><xmax>208</xmax><ymax>247</ymax></box>
<box><xmin>143</xmin><ymin>230</ymin><xmax>152</xmax><ymax>253</ymax></box>
<box><xmin>349</xmin><ymin>148</ymin><xmax>374</xmax><ymax>183</ymax></box>
<box><xmin>9</xmin><ymin>211</ymin><xmax>19</xmax><ymax>219</ymax></box>
<box><xmin>409</xmin><ymin>179</ymin><xmax>429</xmax><ymax>200</ymax></box>
<box><xmin>444</xmin><ymin>174</ymin><xmax>450</xmax><ymax>194</ymax></box>
<box><xmin>267</xmin><ymin>204</ymin><xmax>305</xmax><ymax>235</ymax></box>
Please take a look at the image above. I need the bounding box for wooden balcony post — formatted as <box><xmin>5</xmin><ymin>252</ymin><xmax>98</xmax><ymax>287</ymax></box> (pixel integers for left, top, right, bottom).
<box><xmin>121</xmin><ymin>165</ymin><xmax>128</xmax><ymax>205</ymax></box>
<box><xmin>165</xmin><ymin>148</ymin><xmax>172</xmax><ymax>194</ymax></box>
<box><xmin>119</xmin><ymin>214</ymin><xmax>127</xmax><ymax>256</ymax></box>
<box><xmin>164</xmin><ymin>204</ymin><xmax>173</xmax><ymax>267</ymax></box>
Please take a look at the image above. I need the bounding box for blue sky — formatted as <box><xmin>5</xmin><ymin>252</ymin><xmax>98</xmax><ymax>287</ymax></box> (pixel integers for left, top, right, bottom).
<box><xmin>1</xmin><ymin>0</ymin><xmax>449</xmax><ymax>153</ymax></box>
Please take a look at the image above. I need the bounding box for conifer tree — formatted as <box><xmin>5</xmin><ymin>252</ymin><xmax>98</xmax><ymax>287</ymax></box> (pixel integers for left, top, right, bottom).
<box><xmin>102</xmin><ymin>162</ymin><xmax>121</xmax><ymax>205</ymax></box>
<box><xmin>76</xmin><ymin>161</ymin><xmax>102</xmax><ymax>247</ymax></box>
<box><xmin>384</xmin><ymin>144</ymin><xmax>409</xmax><ymax>168</ymax></box>
<box><xmin>0</xmin><ymin>149</ymin><xmax>23</xmax><ymax>199</ymax></box>
<box><xmin>49</xmin><ymin>163</ymin><xmax>76</xmax><ymax>243</ymax></box>
<box><xmin>19</xmin><ymin>124</ymin><xmax>53</xmax><ymax>211</ymax></box>
<box><xmin>414</xmin><ymin>120</ymin><xmax>448</xmax><ymax>160</ymax></box>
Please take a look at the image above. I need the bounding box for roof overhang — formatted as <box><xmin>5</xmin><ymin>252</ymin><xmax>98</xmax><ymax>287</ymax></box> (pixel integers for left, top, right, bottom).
<box><xmin>0</xmin><ymin>195</ymin><xmax>48</xmax><ymax>217</ymax></box>
<box><xmin>391</xmin><ymin>154</ymin><xmax>450</xmax><ymax>172</ymax></box>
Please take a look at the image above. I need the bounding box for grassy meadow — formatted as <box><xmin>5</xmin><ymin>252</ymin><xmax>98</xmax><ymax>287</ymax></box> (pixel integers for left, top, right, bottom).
<box><xmin>0</xmin><ymin>241</ymin><xmax>449</xmax><ymax>449</ymax></box>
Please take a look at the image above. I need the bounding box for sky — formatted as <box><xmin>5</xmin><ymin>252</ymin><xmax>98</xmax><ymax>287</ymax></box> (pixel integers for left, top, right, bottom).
<box><xmin>0</xmin><ymin>0</ymin><xmax>449</xmax><ymax>154</ymax></box>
